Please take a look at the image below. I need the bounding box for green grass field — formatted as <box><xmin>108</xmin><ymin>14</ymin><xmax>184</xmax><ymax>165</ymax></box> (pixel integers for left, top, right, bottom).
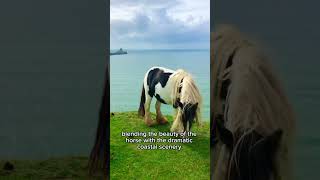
<box><xmin>0</xmin><ymin>112</ymin><xmax>210</xmax><ymax>180</ymax></box>
<box><xmin>0</xmin><ymin>156</ymin><xmax>104</xmax><ymax>179</ymax></box>
<box><xmin>110</xmin><ymin>111</ymin><xmax>210</xmax><ymax>180</ymax></box>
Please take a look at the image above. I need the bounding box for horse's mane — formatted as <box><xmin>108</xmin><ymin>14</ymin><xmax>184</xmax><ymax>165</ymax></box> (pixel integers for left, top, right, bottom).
<box><xmin>212</xmin><ymin>25</ymin><xmax>295</xmax><ymax>180</ymax></box>
<box><xmin>171</xmin><ymin>69</ymin><xmax>202</xmax><ymax>124</ymax></box>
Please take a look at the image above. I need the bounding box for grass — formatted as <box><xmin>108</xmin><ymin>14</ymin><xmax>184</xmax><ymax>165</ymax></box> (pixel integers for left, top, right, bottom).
<box><xmin>0</xmin><ymin>112</ymin><xmax>210</xmax><ymax>180</ymax></box>
<box><xmin>110</xmin><ymin>111</ymin><xmax>210</xmax><ymax>180</ymax></box>
<box><xmin>0</xmin><ymin>157</ymin><xmax>104</xmax><ymax>179</ymax></box>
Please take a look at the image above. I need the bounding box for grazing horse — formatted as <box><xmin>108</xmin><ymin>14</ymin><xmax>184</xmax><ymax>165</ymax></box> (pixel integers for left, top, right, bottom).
<box><xmin>138</xmin><ymin>67</ymin><xmax>202</xmax><ymax>132</ymax></box>
<box><xmin>211</xmin><ymin>25</ymin><xmax>295</xmax><ymax>180</ymax></box>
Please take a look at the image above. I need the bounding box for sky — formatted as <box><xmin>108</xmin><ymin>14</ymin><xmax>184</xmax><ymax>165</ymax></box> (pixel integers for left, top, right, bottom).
<box><xmin>110</xmin><ymin>0</ymin><xmax>210</xmax><ymax>50</ymax></box>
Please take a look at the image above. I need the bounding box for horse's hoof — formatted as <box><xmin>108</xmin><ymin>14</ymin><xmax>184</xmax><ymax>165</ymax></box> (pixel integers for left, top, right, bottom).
<box><xmin>160</xmin><ymin>121</ymin><xmax>168</xmax><ymax>125</ymax></box>
<box><xmin>157</xmin><ymin>118</ymin><xmax>168</xmax><ymax>124</ymax></box>
<box><xmin>145</xmin><ymin>119</ymin><xmax>156</xmax><ymax>127</ymax></box>
<box><xmin>146</xmin><ymin>121</ymin><xmax>156</xmax><ymax>127</ymax></box>
<box><xmin>156</xmin><ymin>116</ymin><xmax>168</xmax><ymax>125</ymax></box>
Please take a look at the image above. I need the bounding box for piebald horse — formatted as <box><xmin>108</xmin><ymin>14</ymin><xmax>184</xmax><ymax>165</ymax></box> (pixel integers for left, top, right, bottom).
<box><xmin>138</xmin><ymin>67</ymin><xmax>202</xmax><ymax>133</ymax></box>
<box><xmin>211</xmin><ymin>25</ymin><xmax>295</xmax><ymax>180</ymax></box>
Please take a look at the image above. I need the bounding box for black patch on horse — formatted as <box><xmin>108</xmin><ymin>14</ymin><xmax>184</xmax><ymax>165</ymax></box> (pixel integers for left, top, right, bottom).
<box><xmin>220</xmin><ymin>79</ymin><xmax>231</xmax><ymax>100</ymax></box>
<box><xmin>173</xmin><ymin>78</ymin><xmax>184</xmax><ymax>109</ymax></box>
<box><xmin>181</xmin><ymin>103</ymin><xmax>198</xmax><ymax>131</ymax></box>
<box><xmin>178</xmin><ymin>78</ymin><xmax>184</xmax><ymax>93</ymax></box>
<box><xmin>219</xmin><ymin>48</ymin><xmax>238</xmax><ymax>100</ymax></box>
<box><xmin>215</xmin><ymin>116</ymin><xmax>233</xmax><ymax>149</ymax></box>
<box><xmin>226</xmin><ymin>47</ymin><xmax>240</xmax><ymax>69</ymax></box>
<box><xmin>138</xmin><ymin>85</ymin><xmax>146</xmax><ymax>116</ymax></box>
<box><xmin>228</xmin><ymin>130</ymin><xmax>282</xmax><ymax>180</ymax></box>
<box><xmin>147</xmin><ymin>68</ymin><xmax>172</xmax><ymax>97</ymax></box>
<box><xmin>173</xmin><ymin>98</ymin><xmax>182</xmax><ymax>109</ymax></box>
<box><xmin>155</xmin><ymin>94</ymin><xmax>167</xmax><ymax>104</ymax></box>
<box><xmin>216</xmin><ymin>120</ymin><xmax>283</xmax><ymax>180</ymax></box>
<box><xmin>226</xmin><ymin>49</ymin><xmax>236</xmax><ymax>68</ymax></box>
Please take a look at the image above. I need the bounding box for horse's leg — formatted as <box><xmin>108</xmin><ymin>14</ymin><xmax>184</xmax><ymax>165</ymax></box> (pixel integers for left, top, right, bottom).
<box><xmin>155</xmin><ymin>100</ymin><xmax>168</xmax><ymax>124</ymax></box>
<box><xmin>170</xmin><ymin>110</ymin><xmax>183</xmax><ymax>132</ymax></box>
<box><xmin>144</xmin><ymin>95</ymin><xmax>155</xmax><ymax>126</ymax></box>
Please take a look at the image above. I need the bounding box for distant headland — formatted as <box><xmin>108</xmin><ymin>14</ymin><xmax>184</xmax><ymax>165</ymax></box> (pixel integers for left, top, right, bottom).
<box><xmin>110</xmin><ymin>48</ymin><xmax>128</xmax><ymax>55</ymax></box>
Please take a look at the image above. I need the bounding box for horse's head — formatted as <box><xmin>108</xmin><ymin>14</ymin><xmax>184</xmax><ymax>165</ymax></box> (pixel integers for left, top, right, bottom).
<box><xmin>215</xmin><ymin>118</ymin><xmax>283</xmax><ymax>180</ymax></box>
<box><xmin>177</xmin><ymin>101</ymin><xmax>198</xmax><ymax>132</ymax></box>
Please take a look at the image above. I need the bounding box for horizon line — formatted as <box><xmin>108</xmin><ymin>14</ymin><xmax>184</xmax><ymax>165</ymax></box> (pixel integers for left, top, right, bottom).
<box><xmin>110</xmin><ymin>48</ymin><xmax>210</xmax><ymax>51</ymax></box>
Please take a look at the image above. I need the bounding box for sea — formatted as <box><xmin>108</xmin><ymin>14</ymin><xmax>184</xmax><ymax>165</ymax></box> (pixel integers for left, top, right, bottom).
<box><xmin>268</xmin><ymin>51</ymin><xmax>320</xmax><ymax>179</ymax></box>
<box><xmin>110</xmin><ymin>49</ymin><xmax>210</xmax><ymax>120</ymax></box>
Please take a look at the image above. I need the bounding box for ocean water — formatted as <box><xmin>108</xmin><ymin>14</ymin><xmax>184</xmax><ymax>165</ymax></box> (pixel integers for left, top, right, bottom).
<box><xmin>0</xmin><ymin>46</ymin><xmax>106</xmax><ymax>159</ymax></box>
<box><xmin>268</xmin><ymin>52</ymin><xmax>320</xmax><ymax>179</ymax></box>
<box><xmin>110</xmin><ymin>49</ymin><xmax>210</xmax><ymax>120</ymax></box>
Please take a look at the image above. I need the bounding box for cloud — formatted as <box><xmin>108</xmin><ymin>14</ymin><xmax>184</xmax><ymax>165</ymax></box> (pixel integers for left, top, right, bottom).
<box><xmin>110</xmin><ymin>0</ymin><xmax>210</xmax><ymax>49</ymax></box>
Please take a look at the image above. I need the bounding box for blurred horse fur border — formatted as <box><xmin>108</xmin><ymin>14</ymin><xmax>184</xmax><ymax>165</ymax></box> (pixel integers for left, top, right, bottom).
<box><xmin>211</xmin><ymin>25</ymin><xmax>295</xmax><ymax>180</ymax></box>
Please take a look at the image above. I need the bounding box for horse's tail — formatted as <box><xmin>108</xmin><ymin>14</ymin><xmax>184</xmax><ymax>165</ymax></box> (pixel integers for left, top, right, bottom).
<box><xmin>138</xmin><ymin>85</ymin><xmax>145</xmax><ymax>117</ymax></box>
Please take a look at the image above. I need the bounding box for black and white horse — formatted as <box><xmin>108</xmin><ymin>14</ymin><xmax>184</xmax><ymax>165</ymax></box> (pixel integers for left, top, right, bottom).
<box><xmin>138</xmin><ymin>67</ymin><xmax>202</xmax><ymax>132</ymax></box>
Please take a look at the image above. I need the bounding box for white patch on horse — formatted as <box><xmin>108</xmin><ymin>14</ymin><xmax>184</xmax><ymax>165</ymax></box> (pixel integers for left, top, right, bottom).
<box><xmin>154</xmin><ymin>78</ymin><xmax>174</xmax><ymax>104</ymax></box>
